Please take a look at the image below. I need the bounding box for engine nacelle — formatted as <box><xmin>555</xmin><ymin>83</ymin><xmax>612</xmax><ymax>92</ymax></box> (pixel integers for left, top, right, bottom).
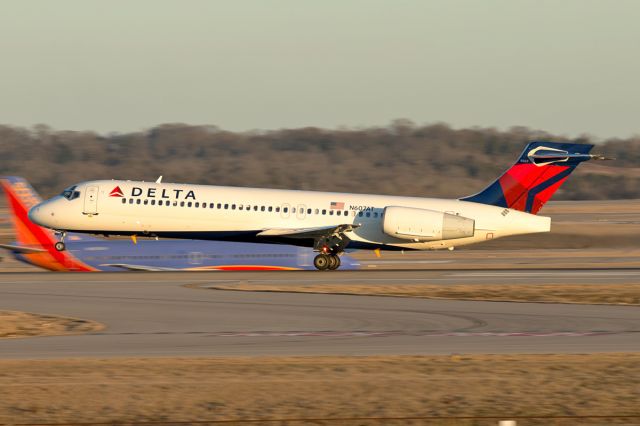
<box><xmin>382</xmin><ymin>206</ymin><xmax>475</xmax><ymax>241</ymax></box>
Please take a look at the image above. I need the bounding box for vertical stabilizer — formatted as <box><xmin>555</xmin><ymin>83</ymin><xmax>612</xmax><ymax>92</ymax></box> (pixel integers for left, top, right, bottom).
<box><xmin>461</xmin><ymin>142</ymin><xmax>594</xmax><ymax>214</ymax></box>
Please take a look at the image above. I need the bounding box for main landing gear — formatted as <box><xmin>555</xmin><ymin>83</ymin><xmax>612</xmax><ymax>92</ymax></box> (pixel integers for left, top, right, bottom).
<box><xmin>311</xmin><ymin>230</ymin><xmax>354</xmax><ymax>271</ymax></box>
<box><xmin>313</xmin><ymin>243</ymin><xmax>342</xmax><ymax>271</ymax></box>
<box><xmin>313</xmin><ymin>253</ymin><xmax>341</xmax><ymax>271</ymax></box>
<box><xmin>54</xmin><ymin>231</ymin><xmax>67</xmax><ymax>252</ymax></box>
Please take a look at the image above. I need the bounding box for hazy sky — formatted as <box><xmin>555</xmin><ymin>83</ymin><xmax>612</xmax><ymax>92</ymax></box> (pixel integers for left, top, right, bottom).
<box><xmin>1</xmin><ymin>0</ymin><xmax>639</xmax><ymax>137</ymax></box>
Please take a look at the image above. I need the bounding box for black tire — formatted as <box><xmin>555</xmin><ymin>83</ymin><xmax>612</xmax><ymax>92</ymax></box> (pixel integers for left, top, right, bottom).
<box><xmin>54</xmin><ymin>242</ymin><xmax>66</xmax><ymax>252</ymax></box>
<box><xmin>313</xmin><ymin>254</ymin><xmax>330</xmax><ymax>270</ymax></box>
<box><xmin>328</xmin><ymin>255</ymin><xmax>341</xmax><ymax>270</ymax></box>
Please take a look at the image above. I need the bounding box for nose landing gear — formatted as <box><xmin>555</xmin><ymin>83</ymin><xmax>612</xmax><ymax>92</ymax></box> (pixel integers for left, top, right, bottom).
<box><xmin>54</xmin><ymin>231</ymin><xmax>67</xmax><ymax>252</ymax></box>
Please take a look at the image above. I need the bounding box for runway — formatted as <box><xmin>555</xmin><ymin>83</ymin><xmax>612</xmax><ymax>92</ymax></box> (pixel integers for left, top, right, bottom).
<box><xmin>0</xmin><ymin>270</ymin><xmax>639</xmax><ymax>359</ymax></box>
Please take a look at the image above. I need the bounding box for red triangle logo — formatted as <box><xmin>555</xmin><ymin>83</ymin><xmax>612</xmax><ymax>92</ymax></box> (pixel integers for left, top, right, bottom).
<box><xmin>109</xmin><ymin>186</ymin><xmax>124</xmax><ymax>197</ymax></box>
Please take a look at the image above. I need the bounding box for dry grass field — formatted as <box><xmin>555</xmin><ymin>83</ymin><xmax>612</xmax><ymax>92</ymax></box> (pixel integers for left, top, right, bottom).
<box><xmin>0</xmin><ymin>311</ymin><xmax>103</xmax><ymax>338</ymax></box>
<box><xmin>210</xmin><ymin>283</ymin><xmax>640</xmax><ymax>306</ymax></box>
<box><xmin>0</xmin><ymin>354</ymin><xmax>638</xmax><ymax>425</ymax></box>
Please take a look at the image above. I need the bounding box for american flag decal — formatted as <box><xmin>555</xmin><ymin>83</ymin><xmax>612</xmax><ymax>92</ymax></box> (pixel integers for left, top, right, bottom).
<box><xmin>330</xmin><ymin>201</ymin><xmax>344</xmax><ymax>209</ymax></box>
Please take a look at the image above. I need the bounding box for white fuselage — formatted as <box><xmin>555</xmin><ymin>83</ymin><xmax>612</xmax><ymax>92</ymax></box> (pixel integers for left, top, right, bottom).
<box><xmin>29</xmin><ymin>180</ymin><xmax>551</xmax><ymax>251</ymax></box>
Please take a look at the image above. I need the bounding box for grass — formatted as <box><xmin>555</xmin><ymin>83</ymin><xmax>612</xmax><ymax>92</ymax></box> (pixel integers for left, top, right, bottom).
<box><xmin>0</xmin><ymin>354</ymin><xmax>638</xmax><ymax>424</ymax></box>
<box><xmin>0</xmin><ymin>310</ymin><xmax>104</xmax><ymax>338</ymax></box>
<box><xmin>209</xmin><ymin>283</ymin><xmax>640</xmax><ymax>305</ymax></box>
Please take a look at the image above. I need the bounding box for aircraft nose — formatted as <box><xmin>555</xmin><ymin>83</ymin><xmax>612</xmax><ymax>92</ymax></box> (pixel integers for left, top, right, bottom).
<box><xmin>28</xmin><ymin>202</ymin><xmax>56</xmax><ymax>228</ymax></box>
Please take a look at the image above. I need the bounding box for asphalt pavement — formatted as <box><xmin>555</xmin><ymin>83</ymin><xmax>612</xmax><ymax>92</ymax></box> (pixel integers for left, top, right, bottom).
<box><xmin>0</xmin><ymin>271</ymin><xmax>638</xmax><ymax>358</ymax></box>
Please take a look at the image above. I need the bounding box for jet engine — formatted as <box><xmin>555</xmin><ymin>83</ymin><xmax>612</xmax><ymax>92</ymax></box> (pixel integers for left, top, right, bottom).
<box><xmin>382</xmin><ymin>206</ymin><xmax>475</xmax><ymax>241</ymax></box>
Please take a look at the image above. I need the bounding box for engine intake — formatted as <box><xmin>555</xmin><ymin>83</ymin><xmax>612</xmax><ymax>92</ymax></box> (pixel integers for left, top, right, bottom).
<box><xmin>382</xmin><ymin>206</ymin><xmax>475</xmax><ymax>241</ymax></box>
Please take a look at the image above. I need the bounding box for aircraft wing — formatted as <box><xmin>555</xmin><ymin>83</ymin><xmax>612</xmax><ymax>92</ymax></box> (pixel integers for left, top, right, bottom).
<box><xmin>0</xmin><ymin>243</ymin><xmax>47</xmax><ymax>254</ymax></box>
<box><xmin>257</xmin><ymin>224</ymin><xmax>359</xmax><ymax>239</ymax></box>
<box><xmin>99</xmin><ymin>263</ymin><xmax>179</xmax><ymax>272</ymax></box>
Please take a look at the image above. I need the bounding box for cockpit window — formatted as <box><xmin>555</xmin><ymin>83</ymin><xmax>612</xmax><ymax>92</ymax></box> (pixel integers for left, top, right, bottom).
<box><xmin>61</xmin><ymin>186</ymin><xmax>81</xmax><ymax>200</ymax></box>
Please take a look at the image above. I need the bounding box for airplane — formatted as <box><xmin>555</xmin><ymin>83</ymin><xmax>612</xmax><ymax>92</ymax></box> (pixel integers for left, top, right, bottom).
<box><xmin>28</xmin><ymin>141</ymin><xmax>609</xmax><ymax>270</ymax></box>
<box><xmin>0</xmin><ymin>176</ymin><xmax>359</xmax><ymax>271</ymax></box>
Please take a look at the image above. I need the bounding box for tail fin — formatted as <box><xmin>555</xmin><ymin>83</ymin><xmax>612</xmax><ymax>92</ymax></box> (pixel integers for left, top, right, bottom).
<box><xmin>461</xmin><ymin>141</ymin><xmax>595</xmax><ymax>214</ymax></box>
<box><xmin>0</xmin><ymin>176</ymin><xmax>54</xmax><ymax>246</ymax></box>
<box><xmin>0</xmin><ymin>176</ymin><xmax>97</xmax><ymax>271</ymax></box>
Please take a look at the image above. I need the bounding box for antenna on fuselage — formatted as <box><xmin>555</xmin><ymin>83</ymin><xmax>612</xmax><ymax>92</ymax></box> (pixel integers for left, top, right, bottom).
<box><xmin>155</xmin><ymin>176</ymin><xmax>163</xmax><ymax>184</ymax></box>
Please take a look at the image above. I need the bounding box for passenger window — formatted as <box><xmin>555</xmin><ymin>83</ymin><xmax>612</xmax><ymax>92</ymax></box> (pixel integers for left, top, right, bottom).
<box><xmin>239</xmin><ymin>205</ymin><xmax>243</xmax><ymax>210</ymax></box>
<box><xmin>314</xmin><ymin>209</ymin><xmax>319</xmax><ymax>214</ymax></box>
<box><xmin>173</xmin><ymin>201</ymin><xmax>178</xmax><ymax>206</ymax></box>
<box><xmin>224</xmin><ymin>204</ymin><xmax>228</xmax><ymax>209</ymax></box>
<box><xmin>261</xmin><ymin>206</ymin><xmax>265</xmax><ymax>211</ymax></box>
<box><xmin>268</xmin><ymin>206</ymin><xmax>273</xmax><ymax>212</ymax></box>
<box><xmin>129</xmin><ymin>199</ymin><xmax>134</xmax><ymax>204</ymax></box>
<box><xmin>217</xmin><ymin>203</ymin><xmax>221</xmax><ymax>209</ymax></box>
<box><xmin>143</xmin><ymin>199</ymin><xmax>148</xmax><ymax>205</ymax></box>
<box><xmin>210</xmin><ymin>203</ymin><xmax>214</xmax><ymax>208</ymax></box>
<box><xmin>151</xmin><ymin>200</ymin><xmax>156</xmax><ymax>206</ymax></box>
<box><xmin>158</xmin><ymin>200</ymin><xmax>163</xmax><ymax>206</ymax></box>
<box><xmin>307</xmin><ymin>208</ymin><xmax>312</xmax><ymax>214</ymax></box>
<box><xmin>246</xmin><ymin>205</ymin><xmax>250</xmax><ymax>210</ymax></box>
<box><xmin>195</xmin><ymin>202</ymin><xmax>199</xmax><ymax>208</ymax></box>
<box><xmin>136</xmin><ymin>199</ymin><xmax>141</xmax><ymax>205</ymax></box>
<box><xmin>188</xmin><ymin>202</ymin><xmax>192</xmax><ymax>207</ymax></box>
<box><xmin>283</xmin><ymin>207</ymin><xmax>288</xmax><ymax>213</ymax></box>
<box><xmin>358</xmin><ymin>211</ymin><xmax>363</xmax><ymax>217</ymax></box>
<box><xmin>121</xmin><ymin>198</ymin><xmax>126</xmax><ymax>204</ymax></box>
<box><xmin>322</xmin><ymin>209</ymin><xmax>326</xmax><ymax>215</ymax></box>
<box><xmin>254</xmin><ymin>206</ymin><xmax>258</xmax><ymax>211</ymax></box>
<box><xmin>232</xmin><ymin>204</ymin><xmax>236</xmax><ymax>210</ymax></box>
<box><xmin>366</xmin><ymin>212</ymin><xmax>371</xmax><ymax>217</ymax></box>
<box><xmin>374</xmin><ymin>212</ymin><xmax>378</xmax><ymax>218</ymax></box>
<box><xmin>276</xmin><ymin>207</ymin><xmax>280</xmax><ymax>213</ymax></box>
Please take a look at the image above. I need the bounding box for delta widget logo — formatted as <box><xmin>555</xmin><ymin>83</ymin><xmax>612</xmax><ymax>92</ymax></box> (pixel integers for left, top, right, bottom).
<box><xmin>109</xmin><ymin>186</ymin><xmax>124</xmax><ymax>197</ymax></box>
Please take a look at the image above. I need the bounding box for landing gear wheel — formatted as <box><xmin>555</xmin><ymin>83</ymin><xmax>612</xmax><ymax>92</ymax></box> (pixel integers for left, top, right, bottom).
<box><xmin>54</xmin><ymin>241</ymin><xmax>66</xmax><ymax>252</ymax></box>
<box><xmin>313</xmin><ymin>254</ymin><xmax>330</xmax><ymax>271</ymax></box>
<box><xmin>328</xmin><ymin>255</ymin><xmax>341</xmax><ymax>270</ymax></box>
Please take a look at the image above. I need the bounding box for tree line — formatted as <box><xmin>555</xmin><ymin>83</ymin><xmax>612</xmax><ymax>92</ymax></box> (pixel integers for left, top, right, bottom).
<box><xmin>0</xmin><ymin>121</ymin><xmax>638</xmax><ymax>199</ymax></box>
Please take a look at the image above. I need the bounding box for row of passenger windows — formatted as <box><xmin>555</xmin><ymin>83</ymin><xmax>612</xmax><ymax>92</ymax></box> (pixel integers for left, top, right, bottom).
<box><xmin>120</xmin><ymin>198</ymin><xmax>382</xmax><ymax>218</ymax></box>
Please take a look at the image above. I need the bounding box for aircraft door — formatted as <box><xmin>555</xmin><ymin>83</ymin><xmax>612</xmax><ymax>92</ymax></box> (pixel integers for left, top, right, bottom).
<box><xmin>83</xmin><ymin>186</ymin><xmax>99</xmax><ymax>215</ymax></box>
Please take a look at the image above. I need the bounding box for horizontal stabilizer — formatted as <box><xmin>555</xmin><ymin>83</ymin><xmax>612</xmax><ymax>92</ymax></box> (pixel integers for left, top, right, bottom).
<box><xmin>99</xmin><ymin>263</ymin><xmax>178</xmax><ymax>272</ymax></box>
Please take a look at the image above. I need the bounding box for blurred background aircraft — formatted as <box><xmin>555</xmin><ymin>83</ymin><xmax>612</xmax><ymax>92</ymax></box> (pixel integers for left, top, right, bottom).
<box><xmin>0</xmin><ymin>176</ymin><xmax>359</xmax><ymax>271</ymax></box>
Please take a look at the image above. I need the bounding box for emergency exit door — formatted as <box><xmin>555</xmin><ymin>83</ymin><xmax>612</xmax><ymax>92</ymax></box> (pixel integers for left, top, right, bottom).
<box><xmin>83</xmin><ymin>186</ymin><xmax>99</xmax><ymax>215</ymax></box>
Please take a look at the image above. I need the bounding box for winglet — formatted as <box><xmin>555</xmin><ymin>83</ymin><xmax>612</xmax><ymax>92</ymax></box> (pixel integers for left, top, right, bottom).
<box><xmin>155</xmin><ymin>176</ymin><xmax>163</xmax><ymax>184</ymax></box>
